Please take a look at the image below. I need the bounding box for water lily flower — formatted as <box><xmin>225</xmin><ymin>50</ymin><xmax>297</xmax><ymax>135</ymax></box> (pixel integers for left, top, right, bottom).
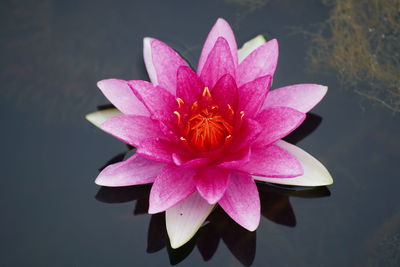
<box><xmin>87</xmin><ymin>18</ymin><xmax>333</xmax><ymax>249</ymax></box>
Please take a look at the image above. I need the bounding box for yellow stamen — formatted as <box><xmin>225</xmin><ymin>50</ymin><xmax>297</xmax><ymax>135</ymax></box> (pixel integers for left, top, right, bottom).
<box><xmin>173</xmin><ymin>111</ymin><xmax>181</xmax><ymax>124</ymax></box>
<box><xmin>202</xmin><ymin>86</ymin><xmax>211</xmax><ymax>97</ymax></box>
<box><xmin>227</xmin><ymin>104</ymin><xmax>235</xmax><ymax>115</ymax></box>
<box><xmin>240</xmin><ymin>111</ymin><xmax>245</xmax><ymax>120</ymax></box>
<box><xmin>176</xmin><ymin>98</ymin><xmax>184</xmax><ymax>108</ymax></box>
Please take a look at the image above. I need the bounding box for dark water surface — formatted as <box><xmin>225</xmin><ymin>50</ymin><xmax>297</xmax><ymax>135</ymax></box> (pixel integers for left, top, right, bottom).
<box><xmin>1</xmin><ymin>0</ymin><xmax>399</xmax><ymax>266</ymax></box>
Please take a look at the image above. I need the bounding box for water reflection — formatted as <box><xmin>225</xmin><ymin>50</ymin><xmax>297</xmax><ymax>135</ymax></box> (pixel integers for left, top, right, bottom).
<box><xmin>307</xmin><ymin>0</ymin><xmax>400</xmax><ymax>112</ymax></box>
<box><xmin>96</xmin><ymin>182</ymin><xmax>330</xmax><ymax>265</ymax></box>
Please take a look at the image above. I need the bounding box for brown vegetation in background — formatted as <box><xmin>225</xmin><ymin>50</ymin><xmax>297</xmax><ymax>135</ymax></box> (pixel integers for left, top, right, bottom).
<box><xmin>308</xmin><ymin>0</ymin><xmax>400</xmax><ymax>112</ymax></box>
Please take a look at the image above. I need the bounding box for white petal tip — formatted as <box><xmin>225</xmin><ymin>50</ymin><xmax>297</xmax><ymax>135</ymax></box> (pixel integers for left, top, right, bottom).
<box><xmin>238</xmin><ymin>35</ymin><xmax>267</xmax><ymax>63</ymax></box>
<box><xmin>143</xmin><ymin>37</ymin><xmax>154</xmax><ymax>44</ymax></box>
<box><xmin>166</xmin><ymin>192</ymin><xmax>215</xmax><ymax>249</ymax></box>
<box><xmin>85</xmin><ymin>108</ymin><xmax>122</xmax><ymax>128</ymax></box>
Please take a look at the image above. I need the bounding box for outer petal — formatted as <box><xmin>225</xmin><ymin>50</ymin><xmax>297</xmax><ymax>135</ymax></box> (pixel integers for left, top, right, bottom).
<box><xmin>218</xmin><ymin>172</ymin><xmax>260</xmax><ymax>231</ymax></box>
<box><xmin>85</xmin><ymin>108</ymin><xmax>122</xmax><ymax>128</ymax></box>
<box><xmin>236</xmin><ymin>39</ymin><xmax>278</xmax><ymax>87</ymax></box>
<box><xmin>254</xmin><ymin>140</ymin><xmax>333</xmax><ymax>186</ymax></box>
<box><xmin>176</xmin><ymin>66</ymin><xmax>204</xmax><ymax>105</ymax></box>
<box><xmin>149</xmin><ymin>165</ymin><xmax>196</xmax><ymax>214</ymax></box>
<box><xmin>220</xmin><ymin>144</ymin><xmax>303</xmax><ymax>178</ymax></box>
<box><xmin>197</xmin><ymin>18</ymin><xmax>238</xmax><ymax>75</ymax></box>
<box><xmin>200</xmin><ymin>37</ymin><xmax>236</xmax><ymax>88</ymax></box>
<box><xmin>262</xmin><ymin>84</ymin><xmax>328</xmax><ymax>113</ymax></box>
<box><xmin>172</xmin><ymin>153</ymin><xmax>209</xmax><ymax>168</ymax></box>
<box><xmin>237</xmin><ymin>75</ymin><xmax>272</xmax><ymax>118</ymax></box>
<box><xmin>128</xmin><ymin>80</ymin><xmax>176</xmax><ymax>119</ymax></box>
<box><xmin>97</xmin><ymin>79</ymin><xmax>149</xmax><ymax>116</ymax></box>
<box><xmin>95</xmin><ymin>154</ymin><xmax>165</xmax><ymax>187</ymax></box>
<box><xmin>238</xmin><ymin>35</ymin><xmax>266</xmax><ymax>63</ymax></box>
<box><xmin>137</xmin><ymin>139</ymin><xmax>185</xmax><ymax>164</ymax></box>
<box><xmin>254</xmin><ymin>107</ymin><xmax>306</xmax><ymax>146</ymax></box>
<box><xmin>129</xmin><ymin>81</ymin><xmax>178</xmax><ymax>136</ymax></box>
<box><xmin>143</xmin><ymin>38</ymin><xmax>189</xmax><ymax>93</ymax></box>
<box><xmin>100</xmin><ymin>115</ymin><xmax>161</xmax><ymax>147</ymax></box>
<box><xmin>166</xmin><ymin>191</ymin><xmax>215</xmax><ymax>248</ymax></box>
<box><xmin>195</xmin><ymin>167</ymin><xmax>231</xmax><ymax>204</ymax></box>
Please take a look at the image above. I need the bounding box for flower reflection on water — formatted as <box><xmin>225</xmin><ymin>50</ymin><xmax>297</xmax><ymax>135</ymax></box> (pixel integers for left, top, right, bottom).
<box><xmin>96</xmin><ymin>179</ymin><xmax>330</xmax><ymax>265</ymax></box>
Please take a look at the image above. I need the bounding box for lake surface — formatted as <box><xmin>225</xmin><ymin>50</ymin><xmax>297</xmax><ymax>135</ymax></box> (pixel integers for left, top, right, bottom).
<box><xmin>1</xmin><ymin>0</ymin><xmax>399</xmax><ymax>266</ymax></box>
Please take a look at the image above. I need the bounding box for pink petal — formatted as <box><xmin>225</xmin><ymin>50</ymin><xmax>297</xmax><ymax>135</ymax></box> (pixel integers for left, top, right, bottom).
<box><xmin>172</xmin><ymin>153</ymin><xmax>209</xmax><ymax>168</ymax></box>
<box><xmin>95</xmin><ymin>154</ymin><xmax>165</xmax><ymax>187</ymax></box>
<box><xmin>100</xmin><ymin>115</ymin><xmax>161</xmax><ymax>147</ymax></box>
<box><xmin>143</xmin><ymin>38</ymin><xmax>189</xmax><ymax>93</ymax></box>
<box><xmin>197</xmin><ymin>18</ymin><xmax>238</xmax><ymax>75</ymax></box>
<box><xmin>200</xmin><ymin>37</ymin><xmax>236</xmax><ymax>89</ymax></box>
<box><xmin>211</xmin><ymin>74</ymin><xmax>238</xmax><ymax>108</ymax></box>
<box><xmin>220</xmin><ymin>147</ymin><xmax>251</xmax><ymax>167</ymax></box>
<box><xmin>230</xmin><ymin>118</ymin><xmax>262</xmax><ymax>152</ymax></box>
<box><xmin>237</xmin><ymin>75</ymin><xmax>272</xmax><ymax>118</ymax></box>
<box><xmin>218</xmin><ymin>172</ymin><xmax>260</xmax><ymax>231</ymax></box>
<box><xmin>254</xmin><ymin>140</ymin><xmax>333</xmax><ymax>186</ymax></box>
<box><xmin>97</xmin><ymin>79</ymin><xmax>149</xmax><ymax>116</ymax></box>
<box><xmin>220</xmin><ymin>144</ymin><xmax>303</xmax><ymax>178</ymax></box>
<box><xmin>137</xmin><ymin>139</ymin><xmax>184</xmax><ymax>164</ymax></box>
<box><xmin>166</xmin><ymin>192</ymin><xmax>214</xmax><ymax>248</ymax></box>
<box><xmin>195</xmin><ymin>167</ymin><xmax>231</xmax><ymax>204</ymax></box>
<box><xmin>128</xmin><ymin>80</ymin><xmax>177</xmax><ymax>133</ymax></box>
<box><xmin>176</xmin><ymin>66</ymin><xmax>204</xmax><ymax>105</ymax></box>
<box><xmin>148</xmin><ymin>165</ymin><xmax>196</xmax><ymax>214</ymax></box>
<box><xmin>262</xmin><ymin>84</ymin><xmax>328</xmax><ymax>113</ymax></box>
<box><xmin>236</xmin><ymin>39</ymin><xmax>278</xmax><ymax>86</ymax></box>
<box><xmin>254</xmin><ymin>107</ymin><xmax>306</xmax><ymax>146</ymax></box>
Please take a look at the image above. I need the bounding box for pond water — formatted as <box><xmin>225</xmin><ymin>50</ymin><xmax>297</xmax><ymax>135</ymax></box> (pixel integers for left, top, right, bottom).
<box><xmin>1</xmin><ymin>0</ymin><xmax>399</xmax><ymax>266</ymax></box>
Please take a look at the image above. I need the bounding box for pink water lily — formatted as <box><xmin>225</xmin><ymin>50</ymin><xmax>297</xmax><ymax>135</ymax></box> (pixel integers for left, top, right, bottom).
<box><xmin>87</xmin><ymin>18</ymin><xmax>333</xmax><ymax>248</ymax></box>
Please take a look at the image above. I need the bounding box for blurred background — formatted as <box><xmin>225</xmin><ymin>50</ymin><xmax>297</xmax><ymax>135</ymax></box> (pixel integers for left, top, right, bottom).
<box><xmin>1</xmin><ymin>0</ymin><xmax>399</xmax><ymax>266</ymax></box>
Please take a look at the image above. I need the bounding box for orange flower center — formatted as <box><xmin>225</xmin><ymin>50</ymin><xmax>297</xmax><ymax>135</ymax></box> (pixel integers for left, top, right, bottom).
<box><xmin>185</xmin><ymin>105</ymin><xmax>233</xmax><ymax>152</ymax></box>
<box><xmin>174</xmin><ymin>87</ymin><xmax>236</xmax><ymax>152</ymax></box>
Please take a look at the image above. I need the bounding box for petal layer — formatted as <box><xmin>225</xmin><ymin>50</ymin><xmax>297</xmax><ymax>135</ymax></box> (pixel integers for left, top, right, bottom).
<box><xmin>128</xmin><ymin>80</ymin><xmax>176</xmax><ymax>119</ymax></box>
<box><xmin>195</xmin><ymin>167</ymin><xmax>231</xmax><ymax>204</ymax></box>
<box><xmin>137</xmin><ymin>139</ymin><xmax>184</xmax><ymax>164</ymax></box>
<box><xmin>254</xmin><ymin>140</ymin><xmax>333</xmax><ymax>186</ymax></box>
<box><xmin>200</xmin><ymin>37</ymin><xmax>236</xmax><ymax>88</ymax></box>
<box><xmin>197</xmin><ymin>18</ymin><xmax>237</xmax><ymax>75</ymax></box>
<box><xmin>218</xmin><ymin>172</ymin><xmax>260</xmax><ymax>231</ymax></box>
<box><xmin>220</xmin><ymin>144</ymin><xmax>303</xmax><ymax>178</ymax></box>
<box><xmin>262</xmin><ymin>84</ymin><xmax>328</xmax><ymax>113</ymax></box>
<box><xmin>176</xmin><ymin>66</ymin><xmax>204</xmax><ymax>105</ymax></box>
<box><xmin>143</xmin><ymin>38</ymin><xmax>188</xmax><ymax>93</ymax></box>
<box><xmin>211</xmin><ymin>74</ymin><xmax>238</xmax><ymax>108</ymax></box>
<box><xmin>238</xmin><ymin>35</ymin><xmax>266</xmax><ymax>63</ymax></box>
<box><xmin>85</xmin><ymin>108</ymin><xmax>122</xmax><ymax>128</ymax></box>
<box><xmin>95</xmin><ymin>154</ymin><xmax>165</xmax><ymax>187</ymax></box>
<box><xmin>166</xmin><ymin>192</ymin><xmax>215</xmax><ymax>248</ymax></box>
<box><xmin>97</xmin><ymin>79</ymin><xmax>149</xmax><ymax>116</ymax></box>
<box><xmin>237</xmin><ymin>75</ymin><xmax>272</xmax><ymax>118</ymax></box>
<box><xmin>254</xmin><ymin>107</ymin><xmax>306</xmax><ymax>146</ymax></box>
<box><xmin>237</xmin><ymin>39</ymin><xmax>278</xmax><ymax>86</ymax></box>
<box><xmin>100</xmin><ymin>115</ymin><xmax>161</xmax><ymax>147</ymax></box>
<box><xmin>149</xmin><ymin>166</ymin><xmax>196</xmax><ymax>214</ymax></box>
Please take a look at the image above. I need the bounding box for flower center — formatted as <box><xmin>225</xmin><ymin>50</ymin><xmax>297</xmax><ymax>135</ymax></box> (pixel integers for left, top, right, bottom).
<box><xmin>174</xmin><ymin>87</ymin><xmax>235</xmax><ymax>152</ymax></box>
<box><xmin>185</xmin><ymin>105</ymin><xmax>233</xmax><ymax>152</ymax></box>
